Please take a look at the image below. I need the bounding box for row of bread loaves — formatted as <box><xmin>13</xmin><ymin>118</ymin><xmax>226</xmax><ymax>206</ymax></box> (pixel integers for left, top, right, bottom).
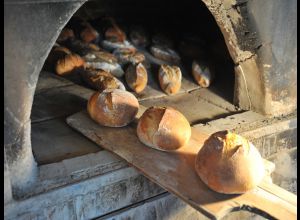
<box><xmin>87</xmin><ymin>89</ymin><xmax>265</xmax><ymax>195</ymax></box>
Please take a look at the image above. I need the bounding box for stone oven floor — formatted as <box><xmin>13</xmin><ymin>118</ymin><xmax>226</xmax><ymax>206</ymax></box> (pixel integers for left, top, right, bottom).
<box><xmin>31</xmin><ymin>71</ymin><xmax>240</xmax><ymax>165</ymax></box>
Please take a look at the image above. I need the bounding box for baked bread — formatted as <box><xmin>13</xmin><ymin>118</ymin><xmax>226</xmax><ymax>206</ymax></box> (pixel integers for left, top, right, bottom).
<box><xmin>125</xmin><ymin>63</ymin><xmax>148</xmax><ymax>93</ymax></box>
<box><xmin>63</xmin><ymin>38</ymin><xmax>96</xmax><ymax>56</ymax></box>
<box><xmin>57</xmin><ymin>28</ymin><xmax>75</xmax><ymax>43</ymax></box>
<box><xmin>195</xmin><ymin>130</ymin><xmax>265</xmax><ymax>194</ymax></box>
<box><xmin>150</xmin><ymin>45</ymin><xmax>181</xmax><ymax>64</ymax></box>
<box><xmin>137</xmin><ymin>106</ymin><xmax>191</xmax><ymax>151</ymax></box>
<box><xmin>101</xmin><ymin>39</ymin><xmax>135</xmax><ymax>52</ymax></box>
<box><xmin>83</xmin><ymin>51</ymin><xmax>124</xmax><ymax>78</ymax></box>
<box><xmin>87</xmin><ymin>89</ymin><xmax>139</xmax><ymax>127</ymax></box>
<box><xmin>80</xmin><ymin>23</ymin><xmax>100</xmax><ymax>44</ymax></box>
<box><xmin>81</xmin><ymin>69</ymin><xmax>125</xmax><ymax>91</ymax></box>
<box><xmin>113</xmin><ymin>48</ymin><xmax>145</xmax><ymax>65</ymax></box>
<box><xmin>104</xmin><ymin>18</ymin><xmax>126</xmax><ymax>42</ymax></box>
<box><xmin>158</xmin><ymin>65</ymin><xmax>182</xmax><ymax>95</ymax></box>
<box><xmin>55</xmin><ymin>53</ymin><xmax>85</xmax><ymax>76</ymax></box>
<box><xmin>43</xmin><ymin>46</ymin><xmax>71</xmax><ymax>71</ymax></box>
<box><xmin>192</xmin><ymin>61</ymin><xmax>214</xmax><ymax>88</ymax></box>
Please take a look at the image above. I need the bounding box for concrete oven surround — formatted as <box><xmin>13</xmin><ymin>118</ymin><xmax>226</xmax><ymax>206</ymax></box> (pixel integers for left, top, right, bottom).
<box><xmin>4</xmin><ymin>0</ymin><xmax>297</xmax><ymax>218</ymax></box>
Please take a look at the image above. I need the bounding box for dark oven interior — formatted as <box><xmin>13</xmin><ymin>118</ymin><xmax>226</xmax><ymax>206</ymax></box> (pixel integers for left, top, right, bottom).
<box><xmin>31</xmin><ymin>0</ymin><xmax>239</xmax><ymax>165</ymax></box>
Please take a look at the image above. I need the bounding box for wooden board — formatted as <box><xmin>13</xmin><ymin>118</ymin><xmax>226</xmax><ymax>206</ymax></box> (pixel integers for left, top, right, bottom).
<box><xmin>66</xmin><ymin>111</ymin><xmax>297</xmax><ymax>220</ymax></box>
<box><xmin>31</xmin><ymin>118</ymin><xmax>101</xmax><ymax>165</ymax></box>
<box><xmin>31</xmin><ymin>84</ymin><xmax>93</xmax><ymax>123</ymax></box>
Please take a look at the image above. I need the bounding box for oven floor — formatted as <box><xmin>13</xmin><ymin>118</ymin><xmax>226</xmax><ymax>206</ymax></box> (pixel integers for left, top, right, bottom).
<box><xmin>31</xmin><ymin>71</ymin><xmax>239</xmax><ymax>165</ymax></box>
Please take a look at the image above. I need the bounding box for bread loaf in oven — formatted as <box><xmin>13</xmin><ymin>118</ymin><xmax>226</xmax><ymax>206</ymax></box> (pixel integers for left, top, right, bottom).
<box><xmin>87</xmin><ymin>89</ymin><xmax>139</xmax><ymax>127</ymax></box>
<box><xmin>137</xmin><ymin>106</ymin><xmax>191</xmax><ymax>151</ymax></box>
<box><xmin>195</xmin><ymin>130</ymin><xmax>265</xmax><ymax>194</ymax></box>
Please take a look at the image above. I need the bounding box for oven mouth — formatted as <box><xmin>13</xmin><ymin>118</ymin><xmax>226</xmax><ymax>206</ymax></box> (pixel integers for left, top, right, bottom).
<box><xmin>31</xmin><ymin>0</ymin><xmax>239</xmax><ymax>166</ymax></box>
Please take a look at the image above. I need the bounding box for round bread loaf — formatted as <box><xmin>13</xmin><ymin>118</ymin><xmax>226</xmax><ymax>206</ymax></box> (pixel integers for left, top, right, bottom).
<box><xmin>55</xmin><ymin>53</ymin><xmax>85</xmax><ymax>76</ymax></box>
<box><xmin>87</xmin><ymin>89</ymin><xmax>139</xmax><ymax>127</ymax></box>
<box><xmin>195</xmin><ymin>130</ymin><xmax>265</xmax><ymax>194</ymax></box>
<box><xmin>125</xmin><ymin>63</ymin><xmax>148</xmax><ymax>93</ymax></box>
<box><xmin>137</xmin><ymin>106</ymin><xmax>191</xmax><ymax>151</ymax></box>
<box><xmin>158</xmin><ymin>65</ymin><xmax>182</xmax><ymax>95</ymax></box>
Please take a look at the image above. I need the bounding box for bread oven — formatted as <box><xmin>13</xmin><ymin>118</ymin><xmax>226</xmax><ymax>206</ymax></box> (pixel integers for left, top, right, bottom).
<box><xmin>4</xmin><ymin>0</ymin><xmax>297</xmax><ymax>219</ymax></box>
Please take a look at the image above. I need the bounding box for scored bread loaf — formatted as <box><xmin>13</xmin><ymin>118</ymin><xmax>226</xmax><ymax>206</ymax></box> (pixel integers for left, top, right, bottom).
<box><xmin>137</xmin><ymin>106</ymin><xmax>191</xmax><ymax>151</ymax></box>
<box><xmin>87</xmin><ymin>89</ymin><xmax>139</xmax><ymax>127</ymax></box>
<box><xmin>158</xmin><ymin>65</ymin><xmax>182</xmax><ymax>95</ymax></box>
<box><xmin>55</xmin><ymin>53</ymin><xmax>85</xmax><ymax>76</ymax></box>
<box><xmin>125</xmin><ymin>63</ymin><xmax>148</xmax><ymax>93</ymax></box>
<box><xmin>195</xmin><ymin>130</ymin><xmax>265</xmax><ymax>194</ymax></box>
<box><xmin>81</xmin><ymin>69</ymin><xmax>125</xmax><ymax>92</ymax></box>
<box><xmin>113</xmin><ymin>47</ymin><xmax>145</xmax><ymax>66</ymax></box>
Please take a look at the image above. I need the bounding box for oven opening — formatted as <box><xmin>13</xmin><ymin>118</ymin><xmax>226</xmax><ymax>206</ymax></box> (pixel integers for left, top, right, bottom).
<box><xmin>31</xmin><ymin>0</ymin><xmax>239</xmax><ymax>166</ymax></box>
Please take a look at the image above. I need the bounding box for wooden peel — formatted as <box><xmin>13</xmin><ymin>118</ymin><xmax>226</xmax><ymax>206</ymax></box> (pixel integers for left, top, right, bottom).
<box><xmin>66</xmin><ymin>110</ymin><xmax>297</xmax><ymax>220</ymax></box>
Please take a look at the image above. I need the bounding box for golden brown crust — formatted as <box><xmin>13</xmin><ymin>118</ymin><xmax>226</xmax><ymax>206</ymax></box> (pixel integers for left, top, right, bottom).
<box><xmin>55</xmin><ymin>54</ymin><xmax>85</xmax><ymax>76</ymax></box>
<box><xmin>87</xmin><ymin>89</ymin><xmax>139</xmax><ymax>127</ymax></box>
<box><xmin>44</xmin><ymin>46</ymin><xmax>71</xmax><ymax>71</ymax></box>
<box><xmin>158</xmin><ymin>65</ymin><xmax>182</xmax><ymax>95</ymax></box>
<box><xmin>57</xmin><ymin>28</ymin><xmax>75</xmax><ymax>43</ymax></box>
<box><xmin>81</xmin><ymin>69</ymin><xmax>125</xmax><ymax>92</ymax></box>
<box><xmin>80</xmin><ymin>24</ymin><xmax>99</xmax><ymax>43</ymax></box>
<box><xmin>125</xmin><ymin>63</ymin><xmax>148</xmax><ymax>93</ymax></box>
<box><xmin>191</xmin><ymin>61</ymin><xmax>213</xmax><ymax>88</ymax></box>
<box><xmin>137</xmin><ymin>106</ymin><xmax>191</xmax><ymax>151</ymax></box>
<box><xmin>195</xmin><ymin>130</ymin><xmax>265</xmax><ymax>194</ymax></box>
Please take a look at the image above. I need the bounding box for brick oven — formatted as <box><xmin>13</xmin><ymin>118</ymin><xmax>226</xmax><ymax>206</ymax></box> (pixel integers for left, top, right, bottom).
<box><xmin>4</xmin><ymin>0</ymin><xmax>297</xmax><ymax>219</ymax></box>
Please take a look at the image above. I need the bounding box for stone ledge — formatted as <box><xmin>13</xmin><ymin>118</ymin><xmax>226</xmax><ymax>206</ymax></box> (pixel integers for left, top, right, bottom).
<box><xmin>5</xmin><ymin>167</ymin><xmax>165</xmax><ymax>220</ymax></box>
<box><xmin>15</xmin><ymin>150</ymin><xmax>128</xmax><ymax>199</ymax></box>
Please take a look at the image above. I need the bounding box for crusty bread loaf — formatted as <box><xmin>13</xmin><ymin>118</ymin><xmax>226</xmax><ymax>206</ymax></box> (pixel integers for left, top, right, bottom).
<box><xmin>113</xmin><ymin>48</ymin><xmax>145</xmax><ymax>65</ymax></box>
<box><xmin>63</xmin><ymin>38</ymin><xmax>95</xmax><ymax>56</ymax></box>
<box><xmin>195</xmin><ymin>130</ymin><xmax>265</xmax><ymax>194</ymax></box>
<box><xmin>83</xmin><ymin>51</ymin><xmax>124</xmax><ymax>78</ymax></box>
<box><xmin>158</xmin><ymin>65</ymin><xmax>182</xmax><ymax>95</ymax></box>
<box><xmin>81</xmin><ymin>69</ymin><xmax>125</xmax><ymax>92</ymax></box>
<box><xmin>44</xmin><ymin>46</ymin><xmax>71</xmax><ymax>71</ymax></box>
<box><xmin>55</xmin><ymin>53</ymin><xmax>85</xmax><ymax>76</ymax></box>
<box><xmin>191</xmin><ymin>61</ymin><xmax>213</xmax><ymax>88</ymax></box>
<box><xmin>57</xmin><ymin>28</ymin><xmax>75</xmax><ymax>43</ymax></box>
<box><xmin>80</xmin><ymin>23</ymin><xmax>100</xmax><ymax>44</ymax></box>
<box><xmin>104</xmin><ymin>19</ymin><xmax>126</xmax><ymax>43</ymax></box>
<box><xmin>125</xmin><ymin>63</ymin><xmax>148</xmax><ymax>93</ymax></box>
<box><xmin>87</xmin><ymin>89</ymin><xmax>139</xmax><ymax>127</ymax></box>
<box><xmin>137</xmin><ymin>106</ymin><xmax>191</xmax><ymax>151</ymax></box>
